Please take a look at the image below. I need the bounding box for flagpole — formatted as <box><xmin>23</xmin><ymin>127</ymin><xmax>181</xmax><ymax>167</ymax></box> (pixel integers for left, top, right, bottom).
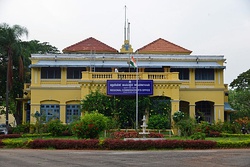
<box><xmin>136</xmin><ymin>54</ymin><xmax>138</xmax><ymax>130</ymax></box>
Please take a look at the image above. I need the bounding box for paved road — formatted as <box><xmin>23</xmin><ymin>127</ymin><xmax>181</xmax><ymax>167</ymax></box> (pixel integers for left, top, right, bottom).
<box><xmin>0</xmin><ymin>149</ymin><xmax>250</xmax><ymax>167</ymax></box>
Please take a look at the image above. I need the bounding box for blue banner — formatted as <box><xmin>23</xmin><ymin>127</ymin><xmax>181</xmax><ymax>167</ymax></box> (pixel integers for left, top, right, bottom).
<box><xmin>107</xmin><ymin>80</ymin><xmax>153</xmax><ymax>95</ymax></box>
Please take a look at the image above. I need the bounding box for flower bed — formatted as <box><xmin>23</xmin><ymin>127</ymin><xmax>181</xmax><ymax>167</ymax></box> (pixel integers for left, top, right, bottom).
<box><xmin>112</xmin><ymin>131</ymin><xmax>164</xmax><ymax>139</ymax></box>
<box><xmin>25</xmin><ymin>138</ymin><xmax>216</xmax><ymax>150</ymax></box>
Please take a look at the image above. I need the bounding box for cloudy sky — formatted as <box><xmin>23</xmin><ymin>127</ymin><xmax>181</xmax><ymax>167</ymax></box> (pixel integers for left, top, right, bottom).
<box><xmin>0</xmin><ymin>0</ymin><xmax>249</xmax><ymax>85</ymax></box>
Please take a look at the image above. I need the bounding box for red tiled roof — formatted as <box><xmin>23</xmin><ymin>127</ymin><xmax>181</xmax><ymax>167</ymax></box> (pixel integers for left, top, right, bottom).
<box><xmin>62</xmin><ymin>37</ymin><xmax>118</xmax><ymax>53</ymax></box>
<box><xmin>136</xmin><ymin>38</ymin><xmax>192</xmax><ymax>54</ymax></box>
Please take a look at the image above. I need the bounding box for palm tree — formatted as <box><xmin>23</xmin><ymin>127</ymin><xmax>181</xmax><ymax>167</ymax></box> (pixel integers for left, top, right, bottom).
<box><xmin>0</xmin><ymin>23</ymin><xmax>28</xmax><ymax>128</ymax></box>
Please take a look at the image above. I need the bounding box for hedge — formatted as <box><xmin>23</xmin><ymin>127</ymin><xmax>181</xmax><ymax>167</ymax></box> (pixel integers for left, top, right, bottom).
<box><xmin>216</xmin><ymin>140</ymin><xmax>250</xmax><ymax>148</ymax></box>
<box><xmin>0</xmin><ymin>134</ymin><xmax>21</xmax><ymax>139</ymax></box>
<box><xmin>1</xmin><ymin>137</ymin><xmax>250</xmax><ymax>150</ymax></box>
<box><xmin>28</xmin><ymin>139</ymin><xmax>100</xmax><ymax>149</ymax></box>
<box><xmin>25</xmin><ymin>139</ymin><xmax>216</xmax><ymax>150</ymax></box>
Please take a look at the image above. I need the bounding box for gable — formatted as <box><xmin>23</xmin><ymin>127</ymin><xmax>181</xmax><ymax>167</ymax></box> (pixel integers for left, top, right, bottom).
<box><xmin>136</xmin><ymin>38</ymin><xmax>192</xmax><ymax>55</ymax></box>
<box><xmin>62</xmin><ymin>37</ymin><xmax>118</xmax><ymax>54</ymax></box>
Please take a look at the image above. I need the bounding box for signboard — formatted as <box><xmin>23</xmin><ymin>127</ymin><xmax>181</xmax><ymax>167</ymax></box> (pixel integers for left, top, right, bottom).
<box><xmin>107</xmin><ymin>80</ymin><xmax>153</xmax><ymax>95</ymax></box>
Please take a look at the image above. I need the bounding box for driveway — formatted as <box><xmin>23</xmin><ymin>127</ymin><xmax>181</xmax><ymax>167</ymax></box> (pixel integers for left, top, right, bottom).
<box><xmin>0</xmin><ymin>149</ymin><xmax>250</xmax><ymax>167</ymax></box>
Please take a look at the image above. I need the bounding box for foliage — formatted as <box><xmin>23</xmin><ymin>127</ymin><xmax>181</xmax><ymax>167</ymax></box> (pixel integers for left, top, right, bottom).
<box><xmin>28</xmin><ymin>139</ymin><xmax>100</xmax><ymax>149</ymax></box>
<box><xmin>1</xmin><ymin>138</ymin><xmax>29</xmax><ymax>148</ymax></box>
<box><xmin>0</xmin><ymin>134</ymin><xmax>21</xmax><ymax>139</ymax></box>
<box><xmin>21</xmin><ymin>40</ymin><xmax>60</xmax><ymax>54</ymax></box>
<box><xmin>112</xmin><ymin>131</ymin><xmax>139</xmax><ymax>139</ymax></box>
<box><xmin>81</xmin><ymin>90</ymin><xmax>113</xmax><ymax>116</ymax></box>
<box><xmin>11</xmin><ymin>122</ymin><xmax>31</xmax><ymax>134</ymax></box>
<box><xmin>47</xmin><ymin>119</ymin><xmax>66</xmax><ymax>136</ymax></box>
<box><xmin>216</xmin><ymin>140</ymin><xmax>250</xmax><ymax>148</ymax></box>
<box><xmin>149</xmin><ymin>96</ymin><xmax>171</xmax><ymax>116</ymax></box>
<box><xmin>230</xmin><ymin>69</ymin><xmax>250</xmax><ymax>90</ymax></box>
<box><xmin>102</xmin><ymin>139</ymin><xmax>217</xmax><ymax>150</ymax></box>
<box><xmin>190</xmin><ymin>132</ymin><xmax>206</xmax><ymax>140</ymax></box>
<box><xmin>235</xmin><ymin>117</ymin><xmax>250</xmax><ymax>127</ymax></box>
<box><xmin>173</xmin><ymin>111</ymin><xmax>185</xmax><ymax>123</ymax></box>
<box><xmin>0</xmin><ymin>23</ymin><xmax>60</xmax><ymax>125</ymax></box>
<box><xmin>112</xmin><ymin>131</ymin><xmax>164</xmax><ymax>139</ymax></box>
<box><xmin>229</xmin><ymin>69</ymin><xmax>250</xmax><ymax>121</ymax></box>
<box><xmin>81</xmin><ymin>90</ymin><xmax>168</xmax><ymax>129</ymax></box>
<box><xmin>71</xmin><ymin>112</ymin><xmax>108</xmax><ymax>139</ymax></box>
<box><xmin>175</xmin><ymin>117</ymin><xmax>197</xmax><ymax>137</ymax></box>
<box><xmin>207</xmin><ymin>131</ymin><xmax>221</xmax><ymax>137</ymax></box>
<box><xmin>0</xmin><ymin>23</ymin><xmax>28</xmax><ymax>125</ymax></box>
<box><xmin>220</xmin><ymin>133</ymin><xmax>250</xmax><ymax>138</ymax></box>
<box><xmin>148</xmin><ymin>114</ymin><xmax>170</xmax><ymax>129</ymax></box>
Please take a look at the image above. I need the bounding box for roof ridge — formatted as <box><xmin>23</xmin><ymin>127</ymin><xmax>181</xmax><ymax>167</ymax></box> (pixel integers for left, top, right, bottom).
<box><xmin>159</xmin><ymin>38</ymin><xmax>192</xmax><ymax>53</ymax></box>
<box><xmin>62</xmin><ymin>37</ymin><xmax>93</xmax><ymax>52</ymax></box>
<box><xmin>136</xmin><ymin>38</ymin><xmax>192</xmax><ymax>53</ymax></box>
<box><xmin>62</xmin><ymin>37</ymin><xmax>118</xmax><ymax>53</ymax></box>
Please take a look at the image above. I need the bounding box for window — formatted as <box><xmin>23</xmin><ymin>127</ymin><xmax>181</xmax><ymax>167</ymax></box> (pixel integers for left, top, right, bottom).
<box><xmin>118</xmin><ymin>67</ymin><xmax>136</xmax><ymax>72</ymax></box>
<box><xmin>41</xmin><ymin>67</ymin><xmax>61</xmax><ymax>79</ymax></box>
<box><xmin>66</xmin><ymin>105</ymin><xmax>81</xmax><ymax>123</ymax></box>
<box><xmin>195</xmin><ymin>101</ymin><xmax>213</xmax><ymax>123</ymax></box>
<box><xmin>144</xmin><ymin>68</ymin><xmax>164</xmax><ymax>72</ymax></box>
<box><xmin>195</xmin><ymin>69</ymin><xmax>214</xmax><ymax>80</ymax></box>
<box><xmin>94</xmin><ymin>68</ymin><xmax>112</xmax><ymax>72</ymax></box>
<box><xmin>67</xmin><ymin>67</ymin><xmax>86</xmax><ymax>79</ymax></box>
<box><xmin>170</xmin><ymin>68</ymin><xmax>189</xmax><ymax>80</ymax></box>
<box><xmin>40</xmin><ymin>104</ymin><xmax>60</xmax><ymax>122</ymax></box>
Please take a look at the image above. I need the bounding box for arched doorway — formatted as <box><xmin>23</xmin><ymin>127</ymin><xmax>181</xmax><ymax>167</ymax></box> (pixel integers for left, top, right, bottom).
<box><xmin>195</xmin><ymin>101</ymin><xmax>214</xmax><ymax>123</ymax></box>
<box><xmin>180</xmin><ymin>101</ymin><xmax>189</xmax><ymax>117</ymax></box>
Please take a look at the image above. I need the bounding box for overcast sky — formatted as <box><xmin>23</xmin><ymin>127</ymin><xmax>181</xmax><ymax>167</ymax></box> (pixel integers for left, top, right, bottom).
<box><xmin>0</xmin><ymin>0</ymin><xmax>249</xmax><ymax>85</ymax></box>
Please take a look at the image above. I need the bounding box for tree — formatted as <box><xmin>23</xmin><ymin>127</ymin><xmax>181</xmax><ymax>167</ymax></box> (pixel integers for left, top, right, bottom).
<box><xmin>0</xmin><ymin>23</ymin><xmax>28</xmax><ymax>127</ymax></box>
<box><xmin>81</xmin><ymin>90</ymin><xmax>164</xmax><ymax>129</ymax></box>
<box><xmin>0</xmin><ymin>23</ymin><xmax>60</xmax><ymax>126</ymax></box>
<box><xmin>21</xmin><ymin>40</ymin><xmax>60</xmax><ymax>54</ymax></box>
<box><xmin>81</xmin><ymin>90</ymin><xmax>114</xmax><ymax>116</ymax></box>
<box><xmin>229</xmin><ymin>69</ymin><xmax>250</xmax><ymax>120</ymax></box>
<box><xmin>230</xmin><ymin>69</ymin><xmax>250</xmax><ymax>90</ymax></box>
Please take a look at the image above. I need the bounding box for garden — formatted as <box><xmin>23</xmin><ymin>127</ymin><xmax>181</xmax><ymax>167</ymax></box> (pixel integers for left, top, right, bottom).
<box><xmin>1</xmin><ymin>111</ymin><xmax>250</xmax><ymax>150</ymax></box>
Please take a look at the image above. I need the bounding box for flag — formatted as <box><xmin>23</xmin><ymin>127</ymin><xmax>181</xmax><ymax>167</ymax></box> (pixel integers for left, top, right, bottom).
<box><xmin>130</xmin><ymin>56</ymin><xmax>137</xmax><ymax>68</ymax></box>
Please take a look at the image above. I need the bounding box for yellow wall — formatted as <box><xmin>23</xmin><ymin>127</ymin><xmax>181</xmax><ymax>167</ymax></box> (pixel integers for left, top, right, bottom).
<box><xmin>25</xmin><ymin>63</ymin><xmax>226</xmax><ymax>124</ymax></box>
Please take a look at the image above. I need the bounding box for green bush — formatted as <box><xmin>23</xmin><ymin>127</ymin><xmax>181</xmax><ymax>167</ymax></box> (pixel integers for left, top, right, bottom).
<box><xmin>175</xmin><ymin>118</ymin><xmax>197</xmax><ymax>137</ymax></box>
<box><xmin>173</xmin><ymin>111</ymin><xmax>185</xmax><ymax>123</ymax></box>
<box><xmin>71</xmin><ymin>112</ymin><xmax>108</xmax><ymax>139</ymax></box>
<box><xmin>216</xmin><ymin>140</ymin><xmax>250</xmax><ymax>148</ymax></box>
<box><xmin>148</xmin><ymin>114</ymin><xmax>170</xmax><ymax>129</ymax></box>
<box><xmin>12</xmin><ymin>123</ymin><xmax>31</xmax><ymax>134</ymax></box>
<box><xmin>191</xmin><ymin>132</ymin><xmax>206</xmax><ymax>140</ymax></box>
<box><xmin>47</xmin><ymin>119</ymin><xmax>65</xmax><ymax>136</ymax></box>
<box><xmin>2</xmin><ymin>138</ymin><xmax>29</xmax><ymax>148</ymax></box>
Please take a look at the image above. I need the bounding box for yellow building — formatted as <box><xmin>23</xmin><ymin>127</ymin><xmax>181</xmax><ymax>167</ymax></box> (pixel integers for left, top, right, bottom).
<box><xmin>21</xmin><ymin>37</ymin><xmax>233</xmax><ymax>125</ymax></box>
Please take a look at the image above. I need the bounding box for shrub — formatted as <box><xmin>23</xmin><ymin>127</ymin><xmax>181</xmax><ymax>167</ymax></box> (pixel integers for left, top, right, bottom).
<box><xmin>208</xmin><ymin>131</ymin><xmax>221</xmax><ymax>137</ymax></box>
<box><xmin>102</xmin><ymin>139</ymin><xmax>216</xmax><ymax>150</ymax></box>
<box><xmin>148</xmin><ymin>132</ymin><xmax>164</xmax><ymax>138</ymax></box>
<box><xmin>216</xmin><ymin>140</ymin><xmax>250</xmax><ymax>148</ymax></box>
<box><xmin>71</xmin><ymin>112</ymin><xmax>108</xmax><ymax>139</ymax></box>
<box><xmin>175</xmin><ymin>118</ymin><xmax>197</xmax><ymax>137</ymax></box>
<box><xmin>0</xmin><ymin>134</ymin><xmax>21</xmax><ymax>139</ymax></box>
<box><xmin>191</xmin><ymin>132</ymin><xmax>206</xmax><ymax>140</ymax></box>
<box><xmin>2</xmin><ymin>139</ymin><xmax>29</xmax><ymax>148</ymax></box>
<box><xmin>173</xmin><ymin>111</ymin><xmax>185</xmax><ymax>123</ymax></box>
<box><xmin>0</xmin><ymin>140</ymin><xmax>3</xmax><ymax>147</ymax></box>
<box><xmin>28</xmin><ymin>139</ymin><xmax>100</xmax><ymax>149</ymax></box>
<box><xmin>11</xmin><ymin>122</ymin><xmax>31</xmax><ymax>134</ymax></box>
<box><xmin>112</xmin><ymin>131</ymin><xmax>164</xmax><ymax>139</ymax></box>
<box><xmin>148</xmin><ymin>114</ymin><xmax>170</xmax><ymax>129</ymax></box>
<box><xmin>47</xmin><ymin>119</ymin><xmax>66</xmax><ymax>136</ymax></box>
<box><xmin>113</xmin><ymin>131</ymin><xmax>139</xmax><ymax>139</ymax></box>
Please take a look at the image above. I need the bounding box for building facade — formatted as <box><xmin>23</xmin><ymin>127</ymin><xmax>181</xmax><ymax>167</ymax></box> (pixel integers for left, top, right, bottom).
<box><xmin>21</xmin><ymin>37</ymin><xmax>233</xmax><ymax>125</ymax></box>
